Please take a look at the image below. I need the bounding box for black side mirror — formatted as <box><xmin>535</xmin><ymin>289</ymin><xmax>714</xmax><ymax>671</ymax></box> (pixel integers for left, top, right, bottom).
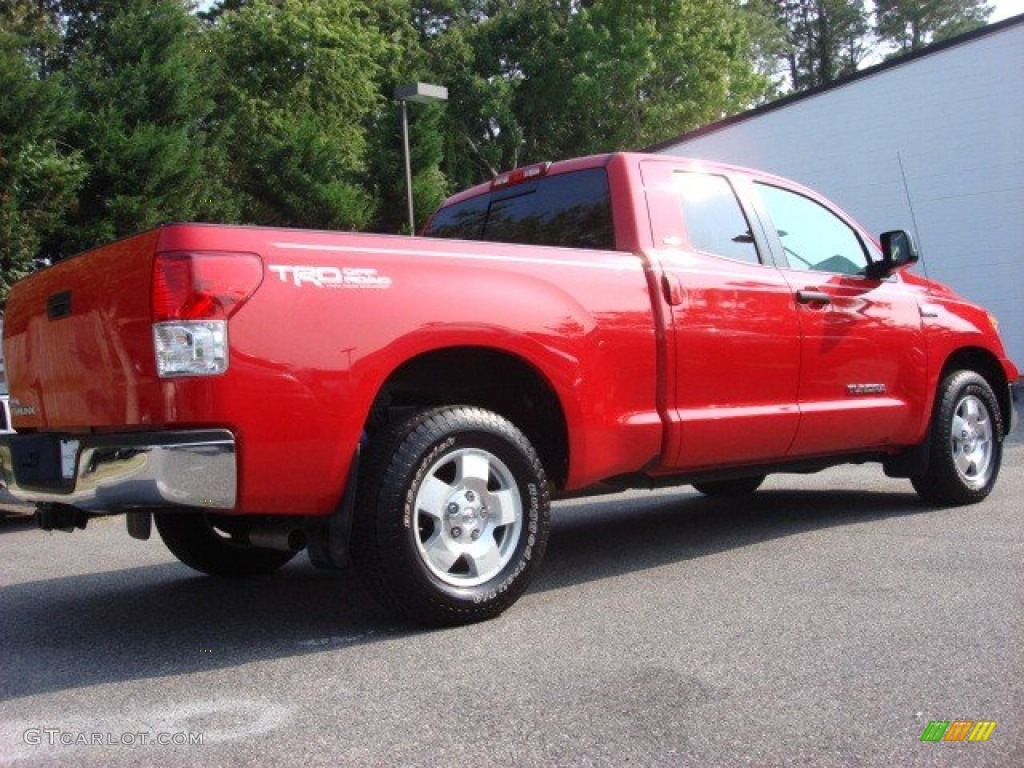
<box><xmin>869</xmin><ymin>230</ymin><xmax>919</xmax><ymax>278</ymax></box>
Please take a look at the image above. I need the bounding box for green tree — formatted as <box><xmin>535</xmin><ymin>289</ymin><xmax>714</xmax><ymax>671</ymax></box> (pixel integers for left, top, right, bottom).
<box><xmin>366</xmin><ymin>96</ymin><xmax>449</xmax><ymax>234</ymax></box>
<box><xmin>0</xmin><ymin>2</ymin><xmax>85</xmax><ymax>297</ymax></box>
<box><xmin>60</xmin><ymin>0</ymin><xmax>215</xmax><ymax>254</ymax></box>
<box><xmin>424</xmin><ymin>0</ymin><xmax>771</xmax><ymax>188</ymax></box>
<box><xmin>875</xmin><ymin>0</ymin><xmax>992</xmax><ymax>53</ymax></box>
<box><xmin>775</xmin><ymin>0</ymin><xmax>870</xmax><ymax>90</ymax></box>
<box><xmin>208</xmin><ymin>0</ymin><xmax>398</xmax><ymax>231</ymax></box>
<box><xmin>737</xmin><ymin>0</ymin><xmax>791</xmax><ymax>95</ymax></box>
<box><xmin>419</xmin><ymin>10</ymin><xmax>521</xmax><ymax>188</ymax></box>
<box><xmin>564</xmin><ymin>0</ymin><xmax>771</xmax><ymax>154</ymax></box>
<box><xmin>362</xmin><ymin>0</ymin><xmax>451</xmax><ymax>233</ymax></box>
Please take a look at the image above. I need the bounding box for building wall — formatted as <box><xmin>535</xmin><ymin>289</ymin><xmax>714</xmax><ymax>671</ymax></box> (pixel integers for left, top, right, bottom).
<box><xmin>657</xmin><ymin>19</ymin><xmax>1024</xmax><ymax>366</ymax></box>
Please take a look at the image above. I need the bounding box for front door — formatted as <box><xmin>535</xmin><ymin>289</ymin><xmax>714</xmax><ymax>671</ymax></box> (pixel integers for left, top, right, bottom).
<box><xmin>752</xmin><ymin>181</ymin><xmax>927</xmax><ymax>457</ymax></box>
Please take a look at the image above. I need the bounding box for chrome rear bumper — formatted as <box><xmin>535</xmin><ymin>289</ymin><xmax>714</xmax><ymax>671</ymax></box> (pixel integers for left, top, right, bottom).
<box><xmin>0</xmin><ymin>430</ymin><xmax>236</xmax><ymax>513</ymax></box>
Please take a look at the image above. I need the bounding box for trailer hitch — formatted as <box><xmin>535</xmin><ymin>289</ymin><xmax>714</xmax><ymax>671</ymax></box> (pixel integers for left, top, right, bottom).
<box><xmin>36</xmin><ymin>503</ymin><xmax>90</xmax><ymax>532</ymax></box>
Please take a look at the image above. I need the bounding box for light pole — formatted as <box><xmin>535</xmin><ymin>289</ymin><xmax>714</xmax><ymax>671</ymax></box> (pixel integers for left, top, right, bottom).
<box><xmin>394</xmin><ymin>82</ymin><xmax>448</xmax><ymax>235</ymax></box>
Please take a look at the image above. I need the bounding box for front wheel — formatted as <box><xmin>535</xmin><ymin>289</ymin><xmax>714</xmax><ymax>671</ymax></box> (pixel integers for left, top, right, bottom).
<box><xmin>911</xmin><ymin>371</ymin><xmax>1003</xmax><ymax>505</ymax></box>
<box><xmin>351</xmin><ymin>406</ymin><xmax>550</xmax><ymax>626</ymax></box>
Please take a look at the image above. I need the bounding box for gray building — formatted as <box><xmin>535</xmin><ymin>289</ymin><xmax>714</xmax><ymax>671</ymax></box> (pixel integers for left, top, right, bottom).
<box><xmin>652</xmin><ymin>16</ymin><xmax>1023</xmax><ymax>365</ymax></box>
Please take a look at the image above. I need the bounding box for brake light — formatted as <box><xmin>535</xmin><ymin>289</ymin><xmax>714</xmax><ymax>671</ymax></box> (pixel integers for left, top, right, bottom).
<box><xmin>491</xmin><ymin>162</ymin><xmax>551</xmax><ymax>190</ymax></box>
<box><xmin>152</xmin><ymin>251</ymin><xmax>263</xmax><ymax>322</ymax></box>
<box><xmin>152</xmin><ymin>252</ymin><xmax>263</xmax><ymax>377</ymax></box>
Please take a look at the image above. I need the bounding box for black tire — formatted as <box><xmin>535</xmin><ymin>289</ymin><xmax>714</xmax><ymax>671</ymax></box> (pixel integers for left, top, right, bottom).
<box><xmin>911</xmin><ymin>370</ymin><xmax>1003</xmax><ymax>506</ymax></box>
<box><xmin>154</xmin><ymin>511</ymin><xmax>297</xmax><ymax>577</ymax></box>
<box><xmin>351</xmin><ymin>406</ymin><xmax>550</xmax><ymax>626</ymax></box>
<box><xmin>693</xmin><ymin>475</ymin><xmax>766</xmax><ymax>497</ymax></box>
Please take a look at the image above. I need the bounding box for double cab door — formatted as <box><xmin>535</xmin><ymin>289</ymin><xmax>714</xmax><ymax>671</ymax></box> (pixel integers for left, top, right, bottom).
<box><xmin>639</xmin><ymin>160</ymin><xmax>926</xmax><ymax>472</ymax></box>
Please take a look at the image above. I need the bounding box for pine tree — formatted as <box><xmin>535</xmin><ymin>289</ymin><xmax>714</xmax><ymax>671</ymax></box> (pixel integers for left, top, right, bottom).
<box><xmin>875</xmin><ymin>0</ymin><xmax>993</xmax><ymax>53</ymax></box>
<box><xmin>775</xmin><ymin>0</ymin><xmax>871</xmax><ymax>90</ymax></box>
<box><xmin>206</xmin><ymin>0</ymin><xmax>398</xmax><ymax>231</ymax></box>
<box><xmin>60</xmin><ymin>0</ymin><xmax>214</xmax><ymax>254</ymax></box>
<box><xmin>0</xmin><ymin>2</ymin><xmax>85</xmax><ymax>295</ymax></box>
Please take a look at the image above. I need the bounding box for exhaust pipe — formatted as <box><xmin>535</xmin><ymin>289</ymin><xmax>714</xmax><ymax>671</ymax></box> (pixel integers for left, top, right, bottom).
<box><xmin>247</xmin><ymin>526</ymin><xmax>308</xmax><ymax>552</ymax></box>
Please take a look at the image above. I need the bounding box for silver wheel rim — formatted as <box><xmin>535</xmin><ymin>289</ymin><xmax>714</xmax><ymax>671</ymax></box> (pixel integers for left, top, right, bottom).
<box><xmin>413</xmin><ymin>447</ymin><xmax>523</xmax><ymax>587</ymax></box>
<box><xmin>950</xmin><ymin>394</ymin><xmax>994</xmax><ymax>489</ymax></box>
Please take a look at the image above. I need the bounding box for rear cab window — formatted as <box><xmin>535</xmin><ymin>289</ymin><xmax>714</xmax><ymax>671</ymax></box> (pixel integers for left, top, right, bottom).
<box><xmin>424</xmin><ymin>168</ymin><xmax>615</xmax><ymax>250</ymax></box>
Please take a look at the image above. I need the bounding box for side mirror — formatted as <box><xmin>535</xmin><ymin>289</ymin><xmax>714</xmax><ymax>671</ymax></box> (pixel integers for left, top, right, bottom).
<box><xmin>869</xmin><ymin>230</ymin><xmax>919</xmax><ymax>278</ymax></box>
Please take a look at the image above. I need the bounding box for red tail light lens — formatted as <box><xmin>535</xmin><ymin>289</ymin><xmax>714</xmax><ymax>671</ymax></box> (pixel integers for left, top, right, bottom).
<box><xmin>152</xmin><ymin>252</ymin><xmax>264</xmax><ymax>322</ymax></box>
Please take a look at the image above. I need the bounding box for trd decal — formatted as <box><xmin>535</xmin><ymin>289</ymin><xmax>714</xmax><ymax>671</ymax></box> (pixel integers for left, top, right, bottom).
<box><xmin>268</xmin><ymin>265</ymin><xmax>392</xmax><ymax>289</ymax></box>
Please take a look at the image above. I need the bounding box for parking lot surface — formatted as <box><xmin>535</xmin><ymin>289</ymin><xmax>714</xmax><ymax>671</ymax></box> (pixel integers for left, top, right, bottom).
<box><xmin>1</xmin><ymin>441</ymin><xmax>1021</xmax><ymax>767</ymax></box>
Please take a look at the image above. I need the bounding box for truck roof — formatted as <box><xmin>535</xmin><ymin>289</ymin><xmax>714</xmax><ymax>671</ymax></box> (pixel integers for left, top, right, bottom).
<box><xmin>437</xmin><ymin>152</ymin><xmax>800</xmax><ymax>209</ymax></box>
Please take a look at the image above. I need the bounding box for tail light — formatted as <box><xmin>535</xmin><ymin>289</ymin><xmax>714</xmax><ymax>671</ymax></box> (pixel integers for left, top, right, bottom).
<box><xmin>152</xmin><ymin>251</ymin><xmax>263</xmax><ymax>378</ymax></box>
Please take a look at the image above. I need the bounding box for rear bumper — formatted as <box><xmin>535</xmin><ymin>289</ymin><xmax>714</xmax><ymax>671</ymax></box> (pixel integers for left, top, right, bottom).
<box><xmin>0</xmin><ymin>430</ymin><xmax>236</xmax><ymax>513</ymax></box>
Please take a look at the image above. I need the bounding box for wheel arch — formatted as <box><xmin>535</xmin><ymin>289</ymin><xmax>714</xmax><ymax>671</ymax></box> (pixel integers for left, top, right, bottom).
<box><xmin>367</xmin><ymin>346</ymin><xmax>570</xmax><ymax>489</ymax></box>
<box><xmin>939</xmin><ymin>346</ymin><xmax>1012</xmax><ymax>437</ymax></box>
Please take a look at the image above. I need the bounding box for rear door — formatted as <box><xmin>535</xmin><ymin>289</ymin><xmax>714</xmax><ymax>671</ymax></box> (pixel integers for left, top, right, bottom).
<box><xmin>751</xmin><ymin>181</ymin><xmax>927</xmax><ymax>456</ymax></box>
<box><xmin>640</xmin><ymin>161</ymin><xmax>802</xmax><ymax>471</ymax></box>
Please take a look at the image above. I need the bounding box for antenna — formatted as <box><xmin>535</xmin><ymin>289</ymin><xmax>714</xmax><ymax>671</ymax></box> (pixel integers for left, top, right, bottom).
<box><xmin>896</xmin><ymin>151</ymin><xmax>930</xmax><ymax>281</ymax></box>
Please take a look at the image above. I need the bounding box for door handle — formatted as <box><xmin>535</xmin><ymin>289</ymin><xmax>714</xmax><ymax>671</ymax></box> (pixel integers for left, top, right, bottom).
<box><xmin>661</xmin><ymin>274</ymin><xmax>684</xmax><ymax>306</ymax></box>
<box><xmin>796</xmin><ymin>290</ymin><xmax>831</xmax><ymax>305</ymax></box>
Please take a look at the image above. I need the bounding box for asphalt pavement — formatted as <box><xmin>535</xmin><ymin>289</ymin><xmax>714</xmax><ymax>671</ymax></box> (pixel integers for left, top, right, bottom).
<box><xmin>1</xmin><ymin>441</ymin><xmax>1021</xmax><ymax>767</ymax></box>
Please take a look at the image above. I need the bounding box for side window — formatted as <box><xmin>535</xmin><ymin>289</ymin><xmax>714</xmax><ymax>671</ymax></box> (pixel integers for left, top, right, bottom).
<box><xmin>675</xmin><ymin>172</ymin><xmax>760</xmax><ymax>265</ymax></box>
<box><xmin>756</xmin><ymin>183</ymin><xmax>869</xmax><ymax>276</ymax></box>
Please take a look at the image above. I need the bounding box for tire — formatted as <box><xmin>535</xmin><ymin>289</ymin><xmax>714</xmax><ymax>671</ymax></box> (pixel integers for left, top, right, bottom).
<box><xmin>351</xmin><ymin>406</ymin><xmax>550</xmax><ymax>626</ymax></box>
<box><xmin>154</xmin><ymin>511</ymin><xmax>297</xmax><ymax>577</ymax></box>
<box><xmin>693</xmin><ymin>475</ymin><xmax>765</xmax><ymax>497</ymax></box>
<box><xmin>911</xmin><ymin>371</ymin><xmax>1003</xmax><ymax>506</ymax></box>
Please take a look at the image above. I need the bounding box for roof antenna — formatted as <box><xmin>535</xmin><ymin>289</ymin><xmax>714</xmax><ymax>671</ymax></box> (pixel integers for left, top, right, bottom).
<box><xmin>896</xmin><ymin>151</ymin><xmax>930</xmax><ymax>281</ymax></box>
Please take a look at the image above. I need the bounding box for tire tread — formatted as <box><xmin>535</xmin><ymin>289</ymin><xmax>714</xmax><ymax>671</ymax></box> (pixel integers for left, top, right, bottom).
<box><xmin>911</xmin><ymin>370</ymin><xmax>1003</xmax><ymax>506</ymax></box>
<box><xmin>351</xmin><ymin>406</ymin><xmax>550</xmax><ymax>626</ymax></box>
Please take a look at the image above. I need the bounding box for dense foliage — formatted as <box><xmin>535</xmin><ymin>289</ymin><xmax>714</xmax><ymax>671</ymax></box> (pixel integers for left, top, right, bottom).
<box><xmin>875</xmin><ymin>0</ymin><xmax>993</xmax><ymax>53</ymax></box>
<box><xmin>0</xmin><ymin>0</ymin><xmax>994</xmax><ymax>297</ymax></box>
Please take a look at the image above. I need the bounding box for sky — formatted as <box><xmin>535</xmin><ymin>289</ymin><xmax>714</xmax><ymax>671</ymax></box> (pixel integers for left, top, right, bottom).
<box><xmin>991</xmin><ymin>0</ymin><xmax>1024</xmax><ymax>21</ymax></box>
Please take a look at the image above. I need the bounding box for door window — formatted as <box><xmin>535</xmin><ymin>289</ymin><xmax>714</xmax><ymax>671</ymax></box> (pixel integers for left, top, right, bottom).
<box><xmin>756</xmin><ymin>183</ymin><xmax>869</xmax><ymax>276</ymax></box>
<box><xmin>675</xmin><ymin>172</ymin><xmax>761</xmax><ymax>265</ymax></box>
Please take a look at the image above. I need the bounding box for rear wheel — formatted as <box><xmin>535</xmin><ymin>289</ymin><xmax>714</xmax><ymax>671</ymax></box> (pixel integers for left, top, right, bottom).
<box><xmin>154</xmin><ymin>511</ymin><xmax>297</xmax><ymax>577</ymax></box>
<box><xmin>911</xmin><ymin>371</ymin><xmax>1003</xmax><ymax>505</ymax></box>
<box><xmin>693</xmin><ymin>475</ymin><xmax>765</xmax><ymax>497</ymax></box>
<box><xmin>352</xmin><ymin>406</ymin><xmax>550</xmax><ymax>626</ymax></box>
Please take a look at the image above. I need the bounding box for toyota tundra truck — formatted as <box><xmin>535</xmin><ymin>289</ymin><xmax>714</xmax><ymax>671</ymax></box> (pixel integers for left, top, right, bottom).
<box><xmin>0</xmin><ymin>152</ymin><xmax>1018</xmax><ymax>625</ymax></box>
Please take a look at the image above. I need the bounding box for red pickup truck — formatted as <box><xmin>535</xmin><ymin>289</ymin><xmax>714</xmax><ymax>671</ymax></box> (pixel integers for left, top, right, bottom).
<box><xmin>1</xmin><ymin>152</ymin><xmax>1018</xmax><ymax>625</ymax></box>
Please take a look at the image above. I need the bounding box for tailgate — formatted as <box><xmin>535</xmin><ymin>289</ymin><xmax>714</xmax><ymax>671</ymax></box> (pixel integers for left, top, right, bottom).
<box><xmin>3</xmin><ymin>230</ymin><xmax>161</xmax><ymax>430</ymax></box>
